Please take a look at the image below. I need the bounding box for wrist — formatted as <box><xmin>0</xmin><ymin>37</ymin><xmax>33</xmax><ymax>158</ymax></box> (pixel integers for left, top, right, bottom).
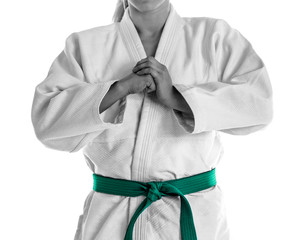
<box><xmin>115</xmin><ymin>80</ymin><xmax>129</xmax><ymax>98</ymax></box>
<box><xmin>162</xmin><ymin>87</ymin><xmax>176</xmax><ymax>108</ymax></box>
<box><xmin>164</xmin><ymin>86</ymin><xmax>193</xmax><ymax>115</ymax></box>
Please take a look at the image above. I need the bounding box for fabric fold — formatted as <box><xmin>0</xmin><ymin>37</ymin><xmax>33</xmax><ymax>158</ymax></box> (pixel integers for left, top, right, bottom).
<box><xmin>31</xmin><ymin>32</ymin><xmax>127</xmax><ymax>153</ymax></box>
<box><xmin>172</xmin><ymin>19</ymin><xmax>273</xmax><ymax>135</ymax></box>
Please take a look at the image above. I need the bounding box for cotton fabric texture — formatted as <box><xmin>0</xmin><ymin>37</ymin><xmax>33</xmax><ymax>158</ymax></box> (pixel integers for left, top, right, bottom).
<box><xmin>31</xmin><ymin>3</ymin><xmax>273</xmax><ymax>240</ymax></box>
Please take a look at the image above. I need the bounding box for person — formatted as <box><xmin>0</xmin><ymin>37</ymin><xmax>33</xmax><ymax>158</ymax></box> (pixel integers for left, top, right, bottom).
<box><xmin>31</xmin><ymin>0</ymin><xmax>273</xmax><ymax>239</ymax></box>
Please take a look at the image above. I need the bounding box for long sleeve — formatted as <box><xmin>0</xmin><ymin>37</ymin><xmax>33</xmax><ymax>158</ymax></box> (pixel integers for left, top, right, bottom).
<box><xmin>31</xmin><ymin>32</ymin><xmax>127</xmax><ymax>153</ymax></box>
<box><xmin>172</xmin><ymin>19</ymin><xmax>273</xmax><ymax>135</ymax></box>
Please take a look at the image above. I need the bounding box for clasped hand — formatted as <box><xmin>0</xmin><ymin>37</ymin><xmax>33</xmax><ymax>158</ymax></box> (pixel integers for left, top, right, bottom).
<box><xmin>132</xmin><ymin>56</ymin><xmax>174</xmax><ymax>105</ymax></box>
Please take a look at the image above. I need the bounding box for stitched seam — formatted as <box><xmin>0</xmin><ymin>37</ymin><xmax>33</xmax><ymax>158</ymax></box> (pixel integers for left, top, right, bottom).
<box><xmin>70</xmin><ymin>133</ymin><xmax>88</xmax><ymax>152</ymax></box>
<box><xmin>207</xmin><ymin>19</ymin><xmax>219</xmax><ymax>83</ymax></box>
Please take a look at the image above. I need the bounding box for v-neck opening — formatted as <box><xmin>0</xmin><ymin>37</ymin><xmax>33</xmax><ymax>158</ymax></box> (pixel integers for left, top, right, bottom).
<box><xmin>119</xmin><ymin>3</ymin><xmax>183</xmax><ymax>63</ymax></box>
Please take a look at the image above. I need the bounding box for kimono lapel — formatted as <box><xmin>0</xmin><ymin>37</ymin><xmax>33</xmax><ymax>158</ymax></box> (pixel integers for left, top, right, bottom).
<box><xmin>119</xmin><ymin>3</ymin><xmax>185</xmax><ymax>65</ymax></box>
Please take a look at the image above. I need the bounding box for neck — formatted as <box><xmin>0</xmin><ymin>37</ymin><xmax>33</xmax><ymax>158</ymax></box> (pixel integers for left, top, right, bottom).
<box><xmin>128</xmin><ymin>1</ymin><xmax>171</xmax><ymax>37</ymax></box>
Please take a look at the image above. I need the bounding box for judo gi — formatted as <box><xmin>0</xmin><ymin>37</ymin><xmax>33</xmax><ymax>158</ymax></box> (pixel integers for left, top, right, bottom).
<box><xmin>31</xmin><ymin>3</ymin><xmax>273</xmax><ymax>240</ymax></box>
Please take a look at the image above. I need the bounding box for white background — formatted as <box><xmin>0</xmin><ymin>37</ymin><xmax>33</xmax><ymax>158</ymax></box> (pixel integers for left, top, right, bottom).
<box><xmin>1</xmin><ymin>0</ymin><xmax>303</xmax><ymax>239</ymax></box>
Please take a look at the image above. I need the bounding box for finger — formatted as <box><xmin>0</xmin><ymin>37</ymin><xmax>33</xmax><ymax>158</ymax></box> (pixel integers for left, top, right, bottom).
<box><xmin>133</xmin><ymin>57</ymin><xmax>164</xmax><ymax>73</ymax></box>
<box><xmin>146</xmin><ymin>87</ymin><xmax>155</xmax><ymax>93</ymax></box>
<box><xmin>134</xmin><ymin>56</ymin><xmax>162</xmax><ymax>68</ymax></box>
<box><xmin>133</xmin><ymin>62</ymin><xmax>163</xmax><ymax>74</ymax></box>
<box><xmin>136</xmin><ymin>69</ymin><xmax>160</xmax><ymax>90</ymax></box>
<box><xmin>143</xmin><ymin>74</ymin><xmax>156</xmax><ymax>93</ymax></box>
<box><xmin>133</xmin><ymin>61</ymin><xmax>154</xmax><ymax>73</ymax></box>
<box><xmin>135</xmin><ymin>68</ymin><xmax>160</xmax><ymax>84</ymax></box>
<box><xmin>146</xmin><ymin>79</ymin><xmax>156</xmax><ymax>92</ymax></box>
<box><xmin>134</xmin><ymin>56</ymin><xmax>153</xmax><ymax>67</ymax></box>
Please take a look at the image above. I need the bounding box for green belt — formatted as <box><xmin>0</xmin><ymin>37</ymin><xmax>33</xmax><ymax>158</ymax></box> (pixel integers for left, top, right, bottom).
<box><xmin>92</xmin><ymin>168</ymin><xmax>217</xmax><ymax>240</ymax></box>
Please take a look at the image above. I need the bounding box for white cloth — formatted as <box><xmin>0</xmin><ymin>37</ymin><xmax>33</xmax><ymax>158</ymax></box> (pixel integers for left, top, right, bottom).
<box><xmin>31</xmin><ymin>3</ymin><xmax>273</xmax><ymax>240</ymax></box>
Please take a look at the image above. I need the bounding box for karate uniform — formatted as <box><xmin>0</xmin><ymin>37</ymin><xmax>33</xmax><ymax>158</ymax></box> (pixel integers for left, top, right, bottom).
<box><xmin>31</xmin><ymin>3</ymin><xmax>273</xmax><ymax>240</ymax></box>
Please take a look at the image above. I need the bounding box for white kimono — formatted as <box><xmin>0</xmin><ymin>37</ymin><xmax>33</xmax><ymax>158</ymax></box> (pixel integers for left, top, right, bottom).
<box><xmin>31</xmin><ymin>3</ymin><xmax>273</xmax><ymax>240</ymax></box>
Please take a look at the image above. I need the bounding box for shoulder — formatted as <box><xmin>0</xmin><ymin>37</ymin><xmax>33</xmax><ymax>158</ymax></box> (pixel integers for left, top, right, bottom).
<box><xmin>182</xmin><ymin>16</ymin><xmax>249</xmax><ymax>46</ymax></box>
<box><xmin>78</xmin><ymin>22</ymin><xmax>119</xmax><ymax>36</ymax></box>
<box><xmin>179</xmin><ymin>16</ymin><xmax>237</xmax><ymax>39</ymax></box>
<box><xmin>64</xmin><ymin>22</ymin><xmax>119</xmax><ymax>47</ymax></box>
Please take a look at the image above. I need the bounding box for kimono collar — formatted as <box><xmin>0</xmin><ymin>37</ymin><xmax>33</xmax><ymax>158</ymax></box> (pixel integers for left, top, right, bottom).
<box><xmin>119</xmin><ymin>3</ymin><xmax>185</xmax><ymax>64</ymax></box>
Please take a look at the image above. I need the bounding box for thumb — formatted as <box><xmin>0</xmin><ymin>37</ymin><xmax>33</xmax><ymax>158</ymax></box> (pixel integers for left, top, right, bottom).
<box><xmin>145</xmin><ymin>75</ymin><xmax>156</xmax><ymax>92</ymax></box>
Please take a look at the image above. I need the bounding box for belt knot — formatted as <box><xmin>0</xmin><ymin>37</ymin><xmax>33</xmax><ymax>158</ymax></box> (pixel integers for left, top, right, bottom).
<box><xmin>146</xmin><ymin>182</ymin><xmax>163</xmax><ymax>202</ymax></box>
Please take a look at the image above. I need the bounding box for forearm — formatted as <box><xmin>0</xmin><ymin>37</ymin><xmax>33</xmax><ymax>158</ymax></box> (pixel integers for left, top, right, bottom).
<box><xmin>99</xmin><ymin>81</ymin><xmax>128</xmax><ymax>114</ymax></box>
<box><xmin>163</xmin><ymin>86</ymin><xmax>193</xmax><ymax>115</ymax></box>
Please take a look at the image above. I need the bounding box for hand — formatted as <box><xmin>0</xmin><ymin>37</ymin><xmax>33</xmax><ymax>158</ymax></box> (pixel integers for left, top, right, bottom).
<box><xmin>119</xmin><ymin>72</ymin><xmax>156</xmax><ymax>95</ymax></box>
<box><xmin>132</xmin><ymin>56</ymin><xmax>174</xmax><ymax>105</ymax></box>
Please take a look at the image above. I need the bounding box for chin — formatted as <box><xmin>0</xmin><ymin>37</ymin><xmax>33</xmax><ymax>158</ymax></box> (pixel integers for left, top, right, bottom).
<box><xmin>129</xmin><ymin>0</ymin><xmax>168</xmax><ymax>13</ymax></box>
